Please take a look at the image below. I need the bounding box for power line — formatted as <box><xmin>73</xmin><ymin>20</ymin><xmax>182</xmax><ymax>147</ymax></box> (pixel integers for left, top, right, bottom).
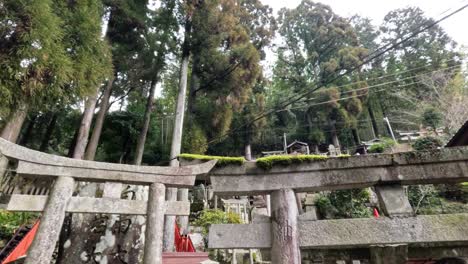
<box><xmin>279</xmin><ymin>82</ymin><xmax>419</xmax><ymax>112</ymax></box>
<box><xmin>282</xmin><ymin>65</ymin><xmax>459</xmax><ymax>109</ymax></box>
<box><xmin>204</xmin><ymin>2</ymin><xmax>468</xmax><ymax>147</ymax></box>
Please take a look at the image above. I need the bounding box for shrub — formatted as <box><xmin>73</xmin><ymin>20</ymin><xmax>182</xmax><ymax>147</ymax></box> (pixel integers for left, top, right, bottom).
<box><xmin>412</xmin><ymin>136</ymin><xmax>443</xmax><ymax>151</ymax></box>
<box><xmin>0</xmin><ymin>210</ymin><xmax>38</xmax><ymax>243</ymax></box>
<box><xmin>192</xmin><ymin>209</ymin><xmax>242</xmax><ymax>236</ymax></box>
<box><xmin>315</xmin><ymin>189</ymin><xmax>372</xmax><ymax>219</ymax></box>
<box><xmin>368</xmin><ymin>138</ymin><xmax>396</xmax><ymax>153</ymax></box>
<box><xmin>422</xmin><ymin>107</ymin><xmax>443</xmax><ymax>129</ymax></box>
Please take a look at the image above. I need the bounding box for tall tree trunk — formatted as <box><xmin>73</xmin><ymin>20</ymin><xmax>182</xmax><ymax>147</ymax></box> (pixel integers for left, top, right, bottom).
<box><xmin>245</xmin><ymin>144</ymin><xmax>252</xmax><ymax>161</ymax></box>
<box><xmin>18</xmin><ymin>114</ymin><xmax>37</xmax><ymax>146</ymax></box>
<box><xmin>351</xmin><ymin>128</ymin><xmax>361</xmax><ymax>146</ymax></box>
<box><xmin>39</xmin><ymin>113</ymin><xmax>58</xmax><ymax>152</ymax></box>
<box><xmin>72</xmin><ymin>90</ymin><xmax>99</xmax><ymax>159</ymax></box>
<box><xmin>164</xmin><ymin>15</ymin><xmax>192</xmax><ymax>252</ymax></box>
<box><xmin>59</xmin><ymin>89</ymin><xmax>102</xmax><ymax>263</ymax></box>
<box><xmin>1</xmin><ymin>102</ymin><xmax>29</xmax><ymax>142</ymax></box>
<box><xmin>84</xmin><ymin>75</ymin><xmax>115</xmax><ymax>160</ymax></box>
<box><xmin>187</xmin><ymin>55</ymin><xmax>200</xmax><ymax>118</ymax></box>
<box><xmin>368</xmin><ymin>104</ymin><xmax>380</xmax><ymax>138</ymax></box>
<box><xmin>134</xmin><ymin>77</ymin><xmax>158</xmax><ymax>165</ymax></box>
<box><xmin>330</xmin><ymin>120</ymin><xmax>340</xmax><ymax>150</ymax></box>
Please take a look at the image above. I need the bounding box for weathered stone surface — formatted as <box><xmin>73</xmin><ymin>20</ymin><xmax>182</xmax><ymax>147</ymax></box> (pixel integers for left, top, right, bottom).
<box><xmin>299</xmin><ymin>210</ymin><xmax>318</xmax><ymax>221</ymax></box>
<box><xmin>208</xmin><ymin>223</ymin><xmax>271</xmax><ymax>249</ymax></box>
<box><xmin>299</xmin><ymin>214</ymin><xmax>468</xmax><ymax>249</ymax></box>
<box><xmin>7</xmin><ymin>194</ymin><xmax>190</xmax><ymax>215</ymax></box>
<box><xmin>16</xmin><ymin>161</ymin><xmax>198</xmax><ymax>187</ymax></box>
<box><xmin>0</xmin><ymin>138</ymin><xmax>216</xmax><ymax>188</ymax></box>
<box><xmin>208</xmin><ymin>147</ymin><xmax>468</xmax><ymax>195</ymax></box>
<box><xmin>143</xmin><ymin>183</ymin><xmax>166</xmax><ymax>264</ymax></box>
<box><xmin>0</xmin><ymin>152</ymin><xmax>7</xmax><ymax>178</ymax></box>
<box><xmin>209</xmin><ymin>214</ymin><xmax>468</xmax><ymax>249</ymax></box>
<box><xmin>370</xmin><ymin>244</ymin><xmax>407</xmax><ymax>264</ymax></box>
<box><xmin>374</xmin><ymin>185</ymin><xmax>413</xmax><ymax>217</ymax></box>
<box><xmin>271</xmin><ymin>188</ymin><xmax>300</xmax><ymax>264</ymax></box>
<box><xmin>24</xmin><ymin>176</ymin><xmax>74</xmax><ymax>264</ymax></box>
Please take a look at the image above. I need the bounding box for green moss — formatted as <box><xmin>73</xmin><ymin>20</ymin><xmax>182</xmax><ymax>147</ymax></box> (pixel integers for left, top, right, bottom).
<box><xmin>337</xmin><ymin>154</ymin><xmax>351</xmax><ymax>158</ymax></box>
<box><xmin>256</xmin><ymin>154</ymin><xmax>328</xmax><ymax>170</ymax></box>
<box><xmin>180</xmin><ymin>153</ymin><xmax>351</xmax><ymax>170</ymax></box>
<box><xmin>178</xmin><ymin>153</ymin><xmax>245</xmax><ymax>166</ymax></box>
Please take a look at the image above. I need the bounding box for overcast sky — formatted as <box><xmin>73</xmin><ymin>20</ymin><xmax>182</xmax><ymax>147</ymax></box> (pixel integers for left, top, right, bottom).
<box><xmin>263</xmin><ymin>0</ymin><xmax>468</xmax><ymax>46</ymax></box>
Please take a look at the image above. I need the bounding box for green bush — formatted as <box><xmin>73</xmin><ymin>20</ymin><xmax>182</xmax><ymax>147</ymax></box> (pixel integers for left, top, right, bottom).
<box><xmin>315</xmin><ymin>189</ymin><xmax>372</xmax><ymax>219</ymax></box>
<box><xmin>368</xmin><ymin>138</ymin><xmax>396</xmax><ymax>153</ymax></box>
<box><xmin>0</xmin><ymin>210</ymin><xmax>38</xmax><ymax>242</ymax></box>
<box><xmin>412</xmin><ymin>136</ymin><xmax>443</xmax><ymax>151</ymax></box>
<box><xmin>192</xmin><ymin>209</ymin><xmax>242</xmax><ymax>236</ymax></box>
<box><xmin>422</xmin><ymin>107</ymin><xmax>443</xmax><ymax>129</ymax></box>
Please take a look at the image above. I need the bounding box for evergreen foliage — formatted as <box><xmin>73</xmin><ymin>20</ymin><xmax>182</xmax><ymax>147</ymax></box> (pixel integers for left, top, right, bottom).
<box><xmin>316</xmin><ymin>189</ymin><xmax>372</xmax><ymax>219</ymax></box>
<box><xmin>412</xmin><ymin>136</ymin><xmax>443</xmax><ymax>151</ymax></box>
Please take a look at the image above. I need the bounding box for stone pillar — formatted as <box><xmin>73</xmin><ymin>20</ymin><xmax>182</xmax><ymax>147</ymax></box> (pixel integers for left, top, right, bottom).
<box><xmin>249</xmin><ymin>249</ymin><xmax>254</xmax><ymax>264</ymax></box>
<box><xmin>370</xmin><ymin>245</ymin><xmax>407</xmax><ymax>264</ymax></box>
<box><xmin>163</xmin><ymin>187</ymin><xmax>177</xmax><ymax>251</ymax></box>
<box><xmin>265</xmin><ymin>194</ymin><xmax>271</xmax><ymax>216</ymax></box>
<box><xmin>177</xmin><ymin>188</ymin><xmax>189</xmax><ymax>234</ymax></box>
<box><xmin>25</xmin><ymin>176</ymin><xmax>74</xmax><ymax>264</ymax></box>
<box><xmin>270</xmin><ymin>188</ymin><xmax>300</xmax><ymax>264</ymax></box>
<box><xmin>0</xmin><ymin>154</ymin><xmax>8</xmax><ymax>196</ymax></box>
<box><xmin>374</xmin><ymin>185</ymin><xmax>413</xmax><ymax>217</ymax></box>
<box><xmin>232</xmin><ymin>249</ymin><xmax>237</xmax><ymax>264</ymax></box>
<box><xmin>0</xmin><ymin>153</ymin><xmax>7</xmax><ymax>178</ymax></box>
<box><xmin>143</xmin><ymin>183</ymin><xmax>166</xmax><ymax>264</ymax></box>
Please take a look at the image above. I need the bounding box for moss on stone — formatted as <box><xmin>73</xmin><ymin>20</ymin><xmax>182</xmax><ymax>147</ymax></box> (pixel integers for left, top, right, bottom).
<box><xmin>180</xmin><ymin>153</ymin><xmax>351</xmax><ymax>170</ymax></box>
<box><xmin>256</xmin><ymin>154</ymin><xmax>328</xmax><ymax>170</ymax></box>
<box><xmin>178</xmin><ymin>153</ymin><xmax>245</xmax><ymax>166</ymax></box>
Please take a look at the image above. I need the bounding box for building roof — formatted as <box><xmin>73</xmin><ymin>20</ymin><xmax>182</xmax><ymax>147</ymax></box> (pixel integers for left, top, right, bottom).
<box><xmin>287</xmin><ymin>140</ymin><xmax>308</xmax><ymax>148</ymax></box>
<box><xmin>446</xmin><ymin>120</ymin><xmax>468</xmax><ymax>147</ymax></box>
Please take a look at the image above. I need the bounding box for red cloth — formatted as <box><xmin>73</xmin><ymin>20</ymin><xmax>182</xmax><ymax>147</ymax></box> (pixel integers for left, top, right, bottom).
<box><xmin>373</xmin><ymin>208</ymin><xmax>380</xmax><ymax>218</ymax></box>
<box><xmin>3</xmin><ymin>221</ymin><xmax>40</xmax><ymax>264</ymax></box>
<box><xmin>174</xmin><ymin>223</ymin><xmax>195</xmax><ymax>252</ymax></box>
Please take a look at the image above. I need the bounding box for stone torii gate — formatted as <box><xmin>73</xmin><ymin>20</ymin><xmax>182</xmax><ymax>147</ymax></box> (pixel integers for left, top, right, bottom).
<box><xmin>205</xmin><ymin>147</ymin><xmax>468</xmax><ymax>264</ymax></box>
<box><xmin>0</xmin><ymin>138</ymin><xmax>216</xmax><ymax>264</ymax></box>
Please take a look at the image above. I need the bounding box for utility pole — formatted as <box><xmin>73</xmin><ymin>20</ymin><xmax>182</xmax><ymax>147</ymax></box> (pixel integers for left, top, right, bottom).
<box><xmin>383</xmin><ymin>117</ymin><xmax>397</xmax><ymax>143</ymax></box>
<box><xmin>283</xmin><ymin>133</ymin><xmax>288</xmax><ymax>154</ymax></box>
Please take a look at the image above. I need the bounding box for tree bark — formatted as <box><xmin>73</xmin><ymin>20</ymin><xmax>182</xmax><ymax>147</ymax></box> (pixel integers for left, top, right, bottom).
<box><xmin>164</xmin><ymin>14</ymin><xmax>192</xmax><ymax>252</ymax></box>
<box><xmin>245</xmin><ymin>144</ymin><xmax>252</xmax><ymax>161</ymax></box>
<box><xmin>18</xmin><ymin>114</ymin><xmax>36</xmax><ymax>146</ymax></box>
<box><xmin>59</xmin><ymin>89</ymin><xmax>101</xmax><ymax>263</ymax></box>
<box><xmin>39</xmin><ymin>113</ymin><xmax>58</xmax><ymax>152</ymax></box>
<box><xmin>187</xmin><ymin>55</ymin><xmax>200</xmax><ymax>117</ymax></box>
<box><xmin>351</xmin><ymin>128</ymin><xmax>361</xmax><ymax>146</ymax></box>
<box><xmin>134</xmin><ymin>77</ymin><xmax>158</xmax><ymax>165</ymax></box>
<box><xmin>84</xmin><ymin>75</ymin><xmax>115</xmax><ymax>160</ymax></box>
<box><xmin>368</xmin><ymin>104</ymin><xmax>380</xmax><ymax>138</ymax></box>
<box><xmin>72</xmin><ymin>90</ymin><xmax>99</xmax><ymax>159</ymax></box>
<box><xmin>1</xmin><ymin>102</ymin><xmax>29</xmax><ymax>143</ymax></box>
<box><xmin>330</xmin><ymin>121</ymin><xmax>340</xmax><ymax>150</ymax></box>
